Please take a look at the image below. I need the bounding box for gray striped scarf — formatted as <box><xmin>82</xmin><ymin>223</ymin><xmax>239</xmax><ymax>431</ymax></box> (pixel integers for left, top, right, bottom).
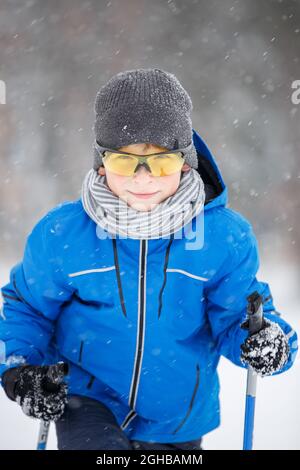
<box><xmin>81</xmin><ymin>168</ymin><xmax>205</xmax><ymax>240</ymax></box>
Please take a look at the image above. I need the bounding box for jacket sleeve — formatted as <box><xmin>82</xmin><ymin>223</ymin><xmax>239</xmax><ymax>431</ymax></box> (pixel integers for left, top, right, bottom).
<box><xmin>0</xmin><ymin>215</ymin><xmax>73</xmax><ymax>379</ymax></box>
<box><xmin>204</xmin><ymin>215</ymin><xmax>298</xmax><ymax>374</ymax></box>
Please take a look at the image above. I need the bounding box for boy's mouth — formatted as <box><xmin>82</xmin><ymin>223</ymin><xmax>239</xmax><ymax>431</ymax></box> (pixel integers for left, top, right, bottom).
<box><xmin>128</xmin><ymin>191</ymin><xmax>159</xmax><ymax>199</ymax></box>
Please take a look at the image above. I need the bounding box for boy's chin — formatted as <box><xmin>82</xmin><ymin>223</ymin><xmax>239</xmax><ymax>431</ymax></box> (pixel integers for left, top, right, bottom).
<box><xmin>115</xmin><ymin>192</ymin><xmax>159</xmax><ymax>211</ymax></box>
<box><xmin>128</xmin><ymin>200</ymin><xmax>159</xmax><ymax>212</ymax></box>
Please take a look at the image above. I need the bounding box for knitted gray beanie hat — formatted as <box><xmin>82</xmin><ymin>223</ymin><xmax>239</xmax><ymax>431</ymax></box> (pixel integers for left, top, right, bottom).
<box><xmin>93</xmin><ymin>68</ymin><xmax>198</xmax><ymax>170</ymax></box>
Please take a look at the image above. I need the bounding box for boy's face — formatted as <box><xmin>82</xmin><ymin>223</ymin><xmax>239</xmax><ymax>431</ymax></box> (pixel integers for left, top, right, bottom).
<box><xmin>98</xmin><ymin>143</ymin><xmax>191</xmax><ymax>212</ymax></box>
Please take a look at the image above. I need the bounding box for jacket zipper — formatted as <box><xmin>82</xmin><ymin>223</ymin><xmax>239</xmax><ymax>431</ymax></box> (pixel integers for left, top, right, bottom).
<box><xmin>157</xmin><ymin>234</ymin><xmax>174</xmax><ymax>319</ymax></box>
<box><xmin>172</xmin><ymin>363</ymin><xmax>200</xmax><ymax>434</ymax></box>
<box><xmin>77</xmin><ymin>345</ymin><xmax>95</xmax><ymax>389</ymax></box>
<box><xmin>87</xmin><ymin>375</ymin><xmax>95</xmax><ymax>389</ymax></box>
<box><xmin>78</xmin><ymin>340</ymin><xmax>84</xmax><ymax>365</ymax></box>
<box><xmin>112</xmin><ymin>238</ymin><xmax>127</xmax><ymax>317</ymax></box>
<box><xmin>121</xmin><ymin>239</ymin><xmax>148</xmax><ymax>430</ymax></box>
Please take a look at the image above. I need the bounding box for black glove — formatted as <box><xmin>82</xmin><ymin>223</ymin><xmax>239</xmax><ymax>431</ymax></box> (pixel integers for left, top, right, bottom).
<box><xmin>240</xmin><ymin>318</ymin><xmax>290</xmax><ymax>377</ymax></box>
<box><xmin>1</xmin><ymin>364</ymin><xmax>68</xmax><ymax>421</ymax></box>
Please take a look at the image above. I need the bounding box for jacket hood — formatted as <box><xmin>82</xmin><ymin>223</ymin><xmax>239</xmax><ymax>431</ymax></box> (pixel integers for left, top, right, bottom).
<box><xmin>192</xmin><ymin>128</ymin><xmax>228</xmax><ymax>210</ymax></box>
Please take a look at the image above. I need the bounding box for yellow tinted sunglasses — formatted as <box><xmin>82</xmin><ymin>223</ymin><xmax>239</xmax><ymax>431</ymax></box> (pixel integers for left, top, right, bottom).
<box><xmin>96</xmin><ymin>142</ymin><xmax>192</xmax><ymax>177</ymax></box>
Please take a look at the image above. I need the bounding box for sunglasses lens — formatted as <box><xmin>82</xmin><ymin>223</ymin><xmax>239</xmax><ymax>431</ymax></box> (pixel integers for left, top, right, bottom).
<box><xmin>103</xmin><ymin>153</ymin><xmax>138</xmax><ymax>176</ymax></box>
<box><xmin>148</xmin><ymin>153</ymin><xmax>184</xmax><ymax>176</ymax></box>
<box><xmin>102</xmin><ymin>152</ymin><xmax>184</xmax><ymax>177</ymax></box>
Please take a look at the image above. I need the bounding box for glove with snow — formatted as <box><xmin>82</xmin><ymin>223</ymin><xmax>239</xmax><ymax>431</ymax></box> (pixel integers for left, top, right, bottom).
<box><xmin>240</xmin><ymin>319</ymin><xmax>290</xmax><ymax>377</ymax></box>
<box><xmin>1</xmin><ymin>364</ymin><xmax>68</xmax><ymax>421</ymax></box>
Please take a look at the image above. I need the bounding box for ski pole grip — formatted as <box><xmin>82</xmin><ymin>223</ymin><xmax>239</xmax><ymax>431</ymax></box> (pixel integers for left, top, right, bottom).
<box><xmin>44</xmin><ymin>362</ymin><xmax>69</xmax><ymax>391</ymax></box>
<box><xmin>246</xmin><ymin>291</ymin><xmax>264</xmax><ymax>336</ymax></box>
<box><xmin>47</xmin><ymin>361</ymin><xmax>69</xmax><ymax>383</ymax></box>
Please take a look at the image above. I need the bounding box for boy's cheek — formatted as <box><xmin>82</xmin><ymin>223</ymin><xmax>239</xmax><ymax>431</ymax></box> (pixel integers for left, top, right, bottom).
<box><xmin>104</xmin><ymin>173</ymin><xmax>129</xmax><ymax>196</ymax></box>
<box><xmin>102</xmin><ymin>170</ymin><xmax>182</xmax><ymax>200</ymax></box>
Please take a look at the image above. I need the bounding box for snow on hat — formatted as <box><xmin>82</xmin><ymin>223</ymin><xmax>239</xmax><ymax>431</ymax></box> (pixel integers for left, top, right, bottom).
<box><xmin>92</xmin><ymin>68</ymin><xmax>198</xmax><ymax>170</ymax></box>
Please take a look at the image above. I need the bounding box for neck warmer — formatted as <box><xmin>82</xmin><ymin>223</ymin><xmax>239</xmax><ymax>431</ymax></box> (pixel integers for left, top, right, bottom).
<box><xmin>81</xmin><ymin>168</ymin><xmax>205</xmax><ymax>240</ymax></box>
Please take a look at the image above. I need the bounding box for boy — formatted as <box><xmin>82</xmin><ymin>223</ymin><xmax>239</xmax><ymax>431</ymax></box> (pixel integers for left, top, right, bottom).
<box><xmin>0</xmin><ymin>68</ymin><xmax>297</xmax><ymax>450</ymax></box>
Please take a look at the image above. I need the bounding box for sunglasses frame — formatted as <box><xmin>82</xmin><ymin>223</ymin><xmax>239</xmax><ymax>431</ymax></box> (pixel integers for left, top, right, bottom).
<box><xmin>95</xmin><ymin>140</ymin><xmax>193</xmax><ymax>161</ymax></box>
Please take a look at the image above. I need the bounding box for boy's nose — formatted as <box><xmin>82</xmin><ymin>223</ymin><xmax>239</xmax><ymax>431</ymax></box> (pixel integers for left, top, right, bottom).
<box><xmin>133</xmin><ymin>164</ymin><xmax>153</xmax><ymax>180</ymax></box>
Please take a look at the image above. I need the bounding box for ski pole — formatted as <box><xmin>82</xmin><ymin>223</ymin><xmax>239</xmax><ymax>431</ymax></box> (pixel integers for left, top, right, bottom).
<box><xmin>242</xmin><ymin>291</ymin><xmax>264</xmax><ymax>450</ymax></box>
<box><xmin>36</xmin><ymin>420</ymin><xmax>51</xmax><ymax>451</ymax></box>
<box><xmin>36</xmin><ymin>361</ymin><xmax>69</xmax><ymax>451</ymax></box>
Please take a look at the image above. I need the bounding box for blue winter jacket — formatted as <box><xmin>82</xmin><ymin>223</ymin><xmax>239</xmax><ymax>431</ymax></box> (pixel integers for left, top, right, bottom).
<box><xmin>0</xmin><ymin>129</ymin><xmax>298</xmax><ymax>443</ymax></box>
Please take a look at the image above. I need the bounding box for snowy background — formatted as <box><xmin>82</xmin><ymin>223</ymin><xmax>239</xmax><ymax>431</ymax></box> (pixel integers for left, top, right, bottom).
<box><xmin>0</xmin><ymin>0</ymin><xmax>299</xmax><ymax>450</ymax></box>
